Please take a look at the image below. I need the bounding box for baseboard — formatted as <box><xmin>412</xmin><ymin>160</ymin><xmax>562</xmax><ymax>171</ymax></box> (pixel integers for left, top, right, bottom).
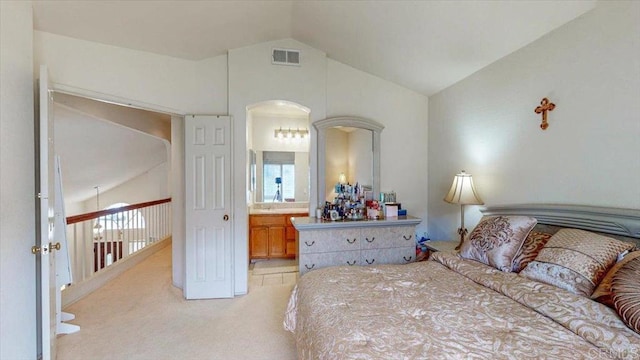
<box><xmin>61</xmin><ymin>237</ymin><xmax>172</xmax><ymax>308</ymax></box>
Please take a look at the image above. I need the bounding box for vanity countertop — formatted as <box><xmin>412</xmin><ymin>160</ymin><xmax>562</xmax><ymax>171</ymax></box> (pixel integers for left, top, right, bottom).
<box><xmin>249</xmin><ymin>208</ymin><xmax>309</xmax><ymax>215</ymax></box>
<box><xmin>291</xmin><ymin>215</ymin><xmax>422</xmax><ymax>230</ymax></box>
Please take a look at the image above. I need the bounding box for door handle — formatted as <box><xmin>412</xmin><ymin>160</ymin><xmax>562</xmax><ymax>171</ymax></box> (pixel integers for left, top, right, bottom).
<box><xmin>223</xmin><ymin>214</ymin><xmax>229</xmax><ymax>221</ymax></box>
<box><xmin>31</xmin><ymin>243</ymin><xmax>53</xmax><ymax>255</ymax></box>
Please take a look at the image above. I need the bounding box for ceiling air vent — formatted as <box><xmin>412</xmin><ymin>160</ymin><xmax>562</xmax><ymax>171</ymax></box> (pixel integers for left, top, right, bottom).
<box><xmin>272</xmin><ymin>48</ymin><xmax>300</xmax><ymax>66</ymax></box>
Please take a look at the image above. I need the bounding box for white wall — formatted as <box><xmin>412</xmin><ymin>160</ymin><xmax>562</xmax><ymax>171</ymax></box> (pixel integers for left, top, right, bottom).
<box><xmin>428</xmin><ymin>1</ymin><xmax>640</xmax><ymax>241</ymax></box>
<box><xmin>34</xmin><ymin>31</ymin><xmax>229</xmax><ymax>289</ymax></box>
<box><xmin>228</xmin><ymin>38</ymin><xmax>327</xmax><ymax>294</ymax></box>
<box><xmin>0</xmin><ymin>1</ymin><xmax>37</xmax><ymax>358</ymax></box>
<box><xmin>80</xmin><ymin>161</ymin><xmax>170</xmax><ymax>212</ymax></box>
<box><xmin>34</xmin><ymin>31</ymin><xmax>228</xmax><ymax>114</ymax></box>
<box><xmin>326</xmin><ymin>59</ymin><xmax>429</xmax><ymax>234</ymax></box>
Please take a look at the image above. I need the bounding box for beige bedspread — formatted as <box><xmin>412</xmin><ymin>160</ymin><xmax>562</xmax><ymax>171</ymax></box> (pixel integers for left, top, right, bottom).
<box><xmin>284</xmin><ymin>252</ymin><xmax>640</xmax><ymax>359</ymax></box>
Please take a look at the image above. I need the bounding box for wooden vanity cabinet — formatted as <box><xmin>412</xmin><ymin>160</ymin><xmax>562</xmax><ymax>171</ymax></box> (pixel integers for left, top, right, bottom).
<box><xmin>249</xmin><ymin>213</ymin><xmax>307</xmax><ymax>260</ymax></box>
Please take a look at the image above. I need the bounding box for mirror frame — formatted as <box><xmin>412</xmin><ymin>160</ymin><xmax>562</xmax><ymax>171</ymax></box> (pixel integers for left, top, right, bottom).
<box><xmin>314</xmin><ymin>116</ymin><xmax>384</xmax><ymax>208</ymax></box>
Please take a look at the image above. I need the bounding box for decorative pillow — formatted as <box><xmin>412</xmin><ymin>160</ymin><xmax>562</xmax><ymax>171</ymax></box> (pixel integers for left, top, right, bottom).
<box><xmin>511</xmin><ymin>231</ymin><xmax>553</xmax><ymax>272</ymax></box>
<box><xmin>459</xmin><ymin>216</ymin><xmax>537</xmax><ymax>272</ymax></box>
<box><xmin>592</xmin><ymin>251</ymin><xmax>640</xmax><ymax>307</ymax></box>
<box><xmin>519</xmin><ymin>228</ymin><xmax>635</xmax><ymax>297</ymax></box>
<box><xmin>611</xmin><ymin>256</ymin><xmax>640</xmax><ymax>334</ymax></box>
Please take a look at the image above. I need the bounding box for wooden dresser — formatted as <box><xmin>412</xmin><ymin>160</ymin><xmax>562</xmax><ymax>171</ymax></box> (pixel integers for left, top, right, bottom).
<box><xmin>249</xmin><ymin>213</ymin><xmax>308</xmax><ymax>260</ymax></box>
<box><xmin>292</xmin><ymin>216</ymin><xmax>422</xmax><ymax>275</ymax></box>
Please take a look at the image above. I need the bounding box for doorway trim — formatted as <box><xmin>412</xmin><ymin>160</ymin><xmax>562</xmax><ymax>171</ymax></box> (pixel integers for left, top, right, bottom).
<box><xmin>45</xmin><ymin>82</ymin><xmax>187</xmax><ymax>291</ymax></box>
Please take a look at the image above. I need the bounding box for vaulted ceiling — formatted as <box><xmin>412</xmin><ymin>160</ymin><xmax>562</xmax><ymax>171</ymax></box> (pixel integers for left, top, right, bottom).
<box><xmin>33</xmin><ymin>0</ymin><xmax>596</xmax><ymax>96</ymax></box>
<box><xmin>53</xmin><ymin>95</ymin><xmax>169</xmax><ymax>205</ymax></box>
<box><xmin>34</xmin><ymin>1</ymin><xmax>597</xmax><ymax>207</ymax></box>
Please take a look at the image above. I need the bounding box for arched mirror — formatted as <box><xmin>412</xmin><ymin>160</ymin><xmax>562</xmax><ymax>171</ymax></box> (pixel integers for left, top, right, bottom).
<box><xmin>314</xmin><ymin>116</ymin><xmax>384</xmax><ymax>210</ymax></box>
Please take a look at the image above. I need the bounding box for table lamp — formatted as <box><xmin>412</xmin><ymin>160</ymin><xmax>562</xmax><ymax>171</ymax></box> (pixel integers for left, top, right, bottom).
<box><xmin>443</xmin><ymin>170</ymin><xmax>484</xmax><ymax>250</ymax></box>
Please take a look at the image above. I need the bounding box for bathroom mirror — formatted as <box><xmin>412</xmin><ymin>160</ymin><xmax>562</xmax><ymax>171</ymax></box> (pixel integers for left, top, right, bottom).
<box><xmin>254</xmin><ymin>150</ymin><xmax>309</xmax><ymax>202</ymax></box>
<box><xmin>247</xmin><ymin>100</ymin><xmax>311</xmax><ymax>204</ymax></box>
<box><xmin>315</xmin><ymin>116</ymin><xmax>384</xmax><ymax>205</ymax></box>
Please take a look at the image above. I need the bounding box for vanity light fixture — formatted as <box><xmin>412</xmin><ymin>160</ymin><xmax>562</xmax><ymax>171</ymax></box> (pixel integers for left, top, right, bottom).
<box><xmin>444</xmin><ymin>170</ymin><xmax>484</xmax><ymax>250</ymax></box>
<box><xmin>274</xmin><ymin>128</ymin><xmax>309</xmax><ymax>140</ymax></box>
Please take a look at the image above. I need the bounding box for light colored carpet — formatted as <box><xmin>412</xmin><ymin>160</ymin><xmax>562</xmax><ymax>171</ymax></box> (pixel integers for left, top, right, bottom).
<box><xmin>252</xmin><ymin>259</ymin><xmax>298</xmax><ymax>275</ymax></box>
<box><xmin>57</xmin><ymin>245</ymin><xmax>297</xmax><ymax>360</ymax></box>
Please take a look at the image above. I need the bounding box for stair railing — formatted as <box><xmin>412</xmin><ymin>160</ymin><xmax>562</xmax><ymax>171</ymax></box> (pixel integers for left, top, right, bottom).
<box><xmin>65</xmin><ymin>198</ymin><xmax>172</xmax><ymax>283</ymax></box>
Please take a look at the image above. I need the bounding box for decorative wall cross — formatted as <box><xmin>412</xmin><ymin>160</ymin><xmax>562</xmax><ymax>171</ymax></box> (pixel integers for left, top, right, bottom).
<box><xmin>534</xmin><ymin>97</ymin><xmax>556</xmax><ymax>130</ymax></box>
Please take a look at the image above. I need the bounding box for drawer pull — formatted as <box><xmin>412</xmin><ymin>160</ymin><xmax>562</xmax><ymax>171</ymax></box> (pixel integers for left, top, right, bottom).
<box><xmin>346</xmin><ymin>238</ymin><xmax>356</xmax><ymax>244</ymax></box>
<box><xmin>365</xmin><ymin>259</ymin><xmax>375</xmax><ymax>265</ymax></box>
<box><xmin>346</xmin><ymin>260</ymin><xmax>356</xmax><ymax>266</ymax></box>
<box><xmin>304</xmin><ymin>241</ymin><xmax>315</xmax><ymax>247</ymax></box>
<box><xmin>365</xmin><ymin>237</ymin><xmax>375</xmax><ymax>243</ymax></box>
<box><xmin>403</xmin><ymin>235</ymin><xmax>412</xmax><ymax>241</ymax></box>
<box><xmin>305</xmin><ymin>264</ymin><xmax>315</xmax><ymax>270</ymax></box>
<box><xmin>403</xmin><ymin>256</ymin><xmax>413</xmax><ymax>262</ymax></box>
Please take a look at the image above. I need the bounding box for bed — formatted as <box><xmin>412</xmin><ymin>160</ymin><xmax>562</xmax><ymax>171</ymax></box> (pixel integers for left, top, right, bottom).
<box><xmin>284</xmin><ymin>205</ymin><xmax>640</xmax><ymax>359</ymax></box>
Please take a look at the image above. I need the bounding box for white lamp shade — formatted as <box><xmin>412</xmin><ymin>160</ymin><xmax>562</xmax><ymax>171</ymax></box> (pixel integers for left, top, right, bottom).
<box><xmin>444</xmin><ymin>171</ymin><xmax>483</xmax><ymax>205</ymax></box>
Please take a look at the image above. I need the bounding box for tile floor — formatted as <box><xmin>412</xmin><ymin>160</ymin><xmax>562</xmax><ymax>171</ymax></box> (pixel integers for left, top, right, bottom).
<box><xmin>249</xmin><ymin>260</ymin><xmax>299</xmax><ymax>288</ymax></box>
<box><xmin>249</xmin><ymin>270</ymin><xmax>299</xmax><ymax>287</ymax></box>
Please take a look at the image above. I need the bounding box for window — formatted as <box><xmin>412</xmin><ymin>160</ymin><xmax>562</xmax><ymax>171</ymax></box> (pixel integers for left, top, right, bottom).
<box><xmin>92</xmin><ymin>202</ymin><xmax>150</xmax><ymax>254</ymax></box>
<box><xmin>95</xmin><ymin>202</ymin><xmax>146</xmax><ymax>230</ymax></box>
<box><xmin>263</xmin><ymin>151</ymin><xmax>295</xmax><ymax>202</ymax></box>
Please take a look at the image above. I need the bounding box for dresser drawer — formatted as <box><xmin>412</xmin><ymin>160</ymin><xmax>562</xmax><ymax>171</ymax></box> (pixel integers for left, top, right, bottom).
<box><xmin>361</xmin><ymin>246</ymin><xmax>415</xmax><ymax>266</ymax></box>
<box><xmin>361</xmin><ymin>226</ymin><xmax>415</xmax><ymax>250</ymax></box>
<box><xmin>299</xmin><ymin>250</ymin><xmax>360</xmax><ymax>275</ymax></box>
<box><xmin>298</xmin><ymin>229</ymin><xmax>360</xmax><ymax>254</ymax></box>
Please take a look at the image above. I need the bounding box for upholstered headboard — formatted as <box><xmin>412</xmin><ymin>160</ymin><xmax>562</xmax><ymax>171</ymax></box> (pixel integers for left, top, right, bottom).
<box><xmin>480</xmin><ymin>204</ymin><xmax>640</xmax><ymax>247</ymax></box>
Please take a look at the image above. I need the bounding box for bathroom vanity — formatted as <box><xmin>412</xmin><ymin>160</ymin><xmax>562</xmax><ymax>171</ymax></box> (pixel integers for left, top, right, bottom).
<box><xmin>291</xmin><ymin>216</ymin><xmax>421</xmax><ymax>275</ymax></box>
<box><xmin>249</xmin><ymin>206</ymin><xmax>308</xmax><ymax>260</ymax></box>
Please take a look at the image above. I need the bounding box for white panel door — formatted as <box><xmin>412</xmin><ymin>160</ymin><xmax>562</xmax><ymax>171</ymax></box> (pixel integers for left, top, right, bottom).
<box><xmin>184</xmin><ymin>115</ymin><xmax>233</xmax><ymax>299</ymax></box>
<box><xmin>36</xmin><ymin>65</ymin><xmax>57</xmax><ymax>360</ymax></box>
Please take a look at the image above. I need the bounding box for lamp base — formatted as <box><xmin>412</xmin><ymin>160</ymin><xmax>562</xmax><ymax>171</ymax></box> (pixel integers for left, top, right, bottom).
<box><xmin>455</xmin><ymin>227</ymin><xmax>468</xmax><ymax>251</ymax></box>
